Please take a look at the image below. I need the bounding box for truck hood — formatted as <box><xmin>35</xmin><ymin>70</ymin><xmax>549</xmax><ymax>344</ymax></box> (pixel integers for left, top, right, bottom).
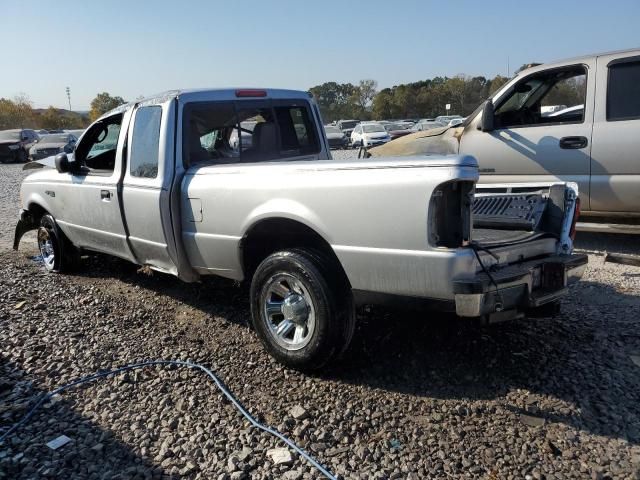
<box><xmin>367</xmin><ymin>125</ymin><xmax>464</xmax><ymax>157</ymax></box>
<box><xmin>31</xmin><ymin>141</ymin><xmax>66</xmax><ymax>150</ymax></box>
<box><xmin>23</xmin><ymin>153</ymin><xmax>72</xmax><ymax>170</ymax></box>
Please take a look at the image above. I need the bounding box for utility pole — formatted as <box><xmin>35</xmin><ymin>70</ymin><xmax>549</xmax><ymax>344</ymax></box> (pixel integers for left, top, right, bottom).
<box><xmin>65</xmin><ymin>87</ymin><xmax>71</xmax><ymax>111</ymax></box>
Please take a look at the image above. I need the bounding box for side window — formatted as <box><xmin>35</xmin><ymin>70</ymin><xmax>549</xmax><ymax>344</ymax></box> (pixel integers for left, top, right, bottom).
<box><xmin>130</xmin><ymin>106</ymin><xmax>162</xmax><ymax>178</ymax></box>
<box><xmin>273</xmin><ymin>106</ymin><xmax>319</xmax><ymax>155</ymax></box>
<box><xmin>494</xmin><ymin>66</ymin><xmax>586</xmax><ymax>128</ymax></box>
<box><xmin>607</xmin><ymin>60</ymin><xmax>640</xmax><ymax>121</ymax></box>
<box><xmin>75</xmin><ymin>114</ymin><xmax>123</xmax><ymax>173</ymax></box>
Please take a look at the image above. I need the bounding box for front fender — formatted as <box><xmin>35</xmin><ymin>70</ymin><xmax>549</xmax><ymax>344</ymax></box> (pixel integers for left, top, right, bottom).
<box><xmin>13</xmin><ymin>210</ymin><xmax>38</xmax><ymax>250</ymax></box>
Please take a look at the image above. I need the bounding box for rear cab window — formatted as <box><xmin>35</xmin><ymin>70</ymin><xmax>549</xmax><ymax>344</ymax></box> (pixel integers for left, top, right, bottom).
<box><xmin>182</xmin><ymin>99</ymin><xmax>320</xmax><ymax>167</ymax></box>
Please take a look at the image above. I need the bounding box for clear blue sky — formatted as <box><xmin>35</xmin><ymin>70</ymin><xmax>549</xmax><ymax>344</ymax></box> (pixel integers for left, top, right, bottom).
<box><xmin>2</xmin><ymin>0</ymin><xmax>638</xmax><ymax>110</ymax></box>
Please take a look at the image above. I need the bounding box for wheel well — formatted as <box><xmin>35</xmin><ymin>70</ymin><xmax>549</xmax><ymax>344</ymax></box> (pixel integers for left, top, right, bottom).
<box><xmin>241</xmin><ymin>218</ymin><xmax>350</xmax><ymax>286</ymax></box>
<box><xmin>28</xmin><ymin>203</ymin><xmax>47</xmax><ymax>223</ymax></box>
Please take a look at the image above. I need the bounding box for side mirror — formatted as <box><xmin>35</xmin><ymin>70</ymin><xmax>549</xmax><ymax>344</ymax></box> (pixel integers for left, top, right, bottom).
<box><xmin>480</xmin><ymin>100</ymin><xmax>495</xmax><ymax>132</ymax></box>
<box><xmin>55</xmin><ymin>153</ymin><xmax>71</xmax><ymax>173</ymax></box>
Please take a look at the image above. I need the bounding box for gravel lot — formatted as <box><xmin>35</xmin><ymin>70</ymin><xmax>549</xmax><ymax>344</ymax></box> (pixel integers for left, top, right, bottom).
<box><xmin>1</xmin><ymin>159</ymin><xmax>639</xmax><ymax>479</ymax></box>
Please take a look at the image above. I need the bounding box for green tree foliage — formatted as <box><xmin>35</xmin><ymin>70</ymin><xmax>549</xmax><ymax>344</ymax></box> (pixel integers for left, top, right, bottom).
<box><xmin>89</xmin><ymin>92</ymin><xmax>126</xmax><ymax>121</ymax></box>
<box><xmin>309</xmin><ymin>82</ymin><xmax>359</xmax><ymax>122</ymax></box>
<box><xmin>0</xmin><ymin>94</ymin><xmax>35</xmax><ymax>129</ymax></box>
<box><xmin>488</xmin><ymin>75</ymin><xmax>509</xmax><ymax>95</ymax></box>
<box><xmin>38</xmin><ymin>107</ymin><xmax>88</xmax><ymax>129</ymax></box>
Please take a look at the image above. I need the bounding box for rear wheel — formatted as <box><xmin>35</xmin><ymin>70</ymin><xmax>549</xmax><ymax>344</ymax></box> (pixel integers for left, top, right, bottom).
<box><xmin>250</xmin><ymin>249</ymin><xmax>355</xmax><ymax>371</ymax></box>
<box><xmin>37</xmin><ymin>214</ymin><xmax>77</xmax><ymax>273</ymax></box>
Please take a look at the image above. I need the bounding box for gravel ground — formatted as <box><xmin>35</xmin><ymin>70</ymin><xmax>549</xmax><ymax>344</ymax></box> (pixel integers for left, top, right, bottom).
<box><xmin>1</xmin><ymin>160</ymin><xmax>640</xmax><ymax>479</ymax></box>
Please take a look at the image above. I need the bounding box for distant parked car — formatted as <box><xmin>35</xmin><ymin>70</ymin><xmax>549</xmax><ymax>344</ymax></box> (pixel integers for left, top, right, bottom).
<box><xmin>350</xmin><ymin>122</ymin><xmax>390</xmax><ymax>147</ymax></box>
<box><xmin>448</xmin><ymin>118</ymin><xmax>465</xmax><ymax>127</ymax></box>
<box><xmin>0</xmin><ymin>129</ymin><xmax>39</xmax><ymax>163</ymax></box>
<box><xmin>547</xmin><ymin>104</ymin><xmax>584</xmax><ymax>122</ymax></box>
<box><xmin>65</xmin><ymin>129</ymin><xmax>86</xmax><ymax>139</ymax></box>
<box><xmin>29</xmin><ymin>133</ymin><xmax>77</xmax><ymax>161</ymax></box>
<box><xmin>384</xmin><ymin>122</ymin><xmax>413</xmax><ymax>140</ymax></box>
<box><xmin>411</xmin><ymin>121</ymin><xmax>446</xmax><ymax>132</ymax></box>
<box><xmin>336</xmin><ymin>119</ymin><xmax>360</xmax><ymax>139</ymax></box>
<box><xmin>37</xmin><ymin>129</ymin><xmax>49</xmax><ymax>135</ymax></box>
<box><xmin>324</xmin><ymin>125</ymin><xmax>348</xmax><ymax>149</ymax></box>
<box><xmin>47</xmin><ymin>129</ymin><xmax>64</xmax><ymax>134</ymax></box>
<box><xmin>435</xmin><ymin>115</ymin><xmax>463</xmax><ymax>124</ymax></box>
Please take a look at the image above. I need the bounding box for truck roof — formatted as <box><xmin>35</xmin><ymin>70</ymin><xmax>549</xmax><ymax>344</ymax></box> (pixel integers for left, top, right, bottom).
<box><xmin>100</xmin><ymin>88</ymin><xmax>312</xmax><ymax>120</ymax></box>
<box><xmin>518</xmin><ymin>47</ymin><xmax>640</xmax><ymax>76</ymax></box>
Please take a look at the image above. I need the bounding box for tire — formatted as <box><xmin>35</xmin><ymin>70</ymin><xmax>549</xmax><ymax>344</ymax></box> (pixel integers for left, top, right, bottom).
<box><xmin>250</xmin><ymin>248</ymin><xmax>355</xmax><ymax>371</ymax></box>
<box><xmin>37</xmin><ymin>214</ymin><xmax>77</xmax><ymax>273</ymax></box>
<box><xmin>17</xmin><ymin>149</ymin><xmax>27</xmax><ymax>163</ymax></box>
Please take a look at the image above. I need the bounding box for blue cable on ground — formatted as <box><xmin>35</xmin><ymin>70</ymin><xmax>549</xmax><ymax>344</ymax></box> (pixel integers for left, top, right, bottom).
<box><xmin>0</xmin><ymin>360</ymin><xmax>337</xmax><ymax>480</ymax></box>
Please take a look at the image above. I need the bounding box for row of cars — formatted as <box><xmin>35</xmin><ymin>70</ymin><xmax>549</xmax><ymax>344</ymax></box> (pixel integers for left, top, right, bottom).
<box><xmin>0</xmin><ymin>128</ymin><xmax>84</xmax><ymax>164</ymax></box>
<box><xmin>323</xmin><ymin>115</ymin><xmax>465</xmax><ymax>149</ymax></box>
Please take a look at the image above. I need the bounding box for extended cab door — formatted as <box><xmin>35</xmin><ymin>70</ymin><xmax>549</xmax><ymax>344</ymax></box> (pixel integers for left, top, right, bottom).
<box><xmin>590</xmin><ymin>53</ymin><xmax>640</xmax><ymax>213</ymax></box>
<box><xmin>120</xmin><ymin>99</ymin><xmax>180</xmax><ymax>274</ymax></box>
<box><xmin>461</xmin><ymin>61</ymin><xmax>595</xmax><ymax>209</ymax></box>
<box><xmin>56</xmin><ymin>110</ymin><xmax>135</xmax><ymax>262</ymax></box>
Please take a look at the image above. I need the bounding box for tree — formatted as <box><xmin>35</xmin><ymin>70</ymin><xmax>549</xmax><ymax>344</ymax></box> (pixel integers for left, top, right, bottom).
<box><xmin>89</xmin><ymin>92</ymin><xmax>126</xmax><ymax>121</ymax></box>
<box><xmin>309</xmin><ymin>82</ymin><xmax>360</xmax><ymax>122</ymax></box>
<box><xmin>350</xmin><ymin>79</ymin><xmax>377</xmax><ymax>119</ymax></box>
<box><xmin>489</xmin><ymin>75</ymin><xmax>509</xmax><ymax>95</ymax></box>
<box><xmin>40</xmin><ymin>107</ymin><xmax>65</xmax><ymax>130</ymax></box>
<box><xmin>0</xmin><ymin>94</ymin><xmax>35</xmax><ymax>129</ymax></box>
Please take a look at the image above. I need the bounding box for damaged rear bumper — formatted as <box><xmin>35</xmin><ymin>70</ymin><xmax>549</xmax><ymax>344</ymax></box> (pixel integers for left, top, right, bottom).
<box><xmin>14</xmin><ymin>209</ymin><xmax>38</xmax><ymax>250</ymax></box>
<box><xmin>453</xmin><ymin>254</ymin><xmax>588</xmax><ymax>319</ymax></box>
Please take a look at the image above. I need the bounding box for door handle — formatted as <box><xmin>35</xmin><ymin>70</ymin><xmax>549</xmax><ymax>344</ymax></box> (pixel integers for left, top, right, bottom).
<box><xmin>559</xmin><ymin>136</ymin><xmax>588</xmax><ymax>149</ymax></box>
<box><xmin>100</xmin><ymin>190</ymin><xmax>112</xmax><ymax>200</ymax></box>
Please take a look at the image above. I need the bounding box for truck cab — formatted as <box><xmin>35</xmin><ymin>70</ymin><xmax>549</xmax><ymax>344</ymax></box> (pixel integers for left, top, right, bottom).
<box><xmin>368</xmin><ymin>48</ymin><xmax>640</xmax><ymax>232</ymax></box>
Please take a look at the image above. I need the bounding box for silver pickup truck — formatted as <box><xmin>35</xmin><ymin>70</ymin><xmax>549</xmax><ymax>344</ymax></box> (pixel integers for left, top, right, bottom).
<box><xmin>14</xmin><ymin>88</ymin><xmax>587</xmax><ymax>370</ymax></box>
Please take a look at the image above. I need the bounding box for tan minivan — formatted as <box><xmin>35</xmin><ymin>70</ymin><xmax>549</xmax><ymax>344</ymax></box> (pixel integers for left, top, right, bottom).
<box><xmin>369</xmin><ymin>48</ymin><xmax>640</xmax><ymax>233</ymax></box>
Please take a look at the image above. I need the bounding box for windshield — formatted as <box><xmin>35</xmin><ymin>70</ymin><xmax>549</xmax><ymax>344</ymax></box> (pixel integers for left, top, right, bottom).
<box><xmin>340</xmin><ymin>121</ymin><xmax>358</xmax><ymax>129</ymax></box>
<box><xmin>325</xmin><ymin>126</ymin><xmax>341</xmax><ymax>134</ymax></box>
<box><xmin>362</xmin><ymin>124</ymin><xmax>386</xmax><ymax>133</ymax></box>
<box><xmin>0</xmin><ymin>130</ymin><xmax>21</xmax><ymax>141</ymax></box>
<box><xmin>39</xmin><ymin>134</ymin><xmax>69</xmax><ymax>143</ymax></box>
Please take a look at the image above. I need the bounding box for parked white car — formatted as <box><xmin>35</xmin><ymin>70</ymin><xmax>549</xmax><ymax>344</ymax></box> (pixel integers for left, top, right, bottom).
<box><xmin>350</xmin><ymin>122</ymin><xmax>390</xmax><ymax>147</ymax></box>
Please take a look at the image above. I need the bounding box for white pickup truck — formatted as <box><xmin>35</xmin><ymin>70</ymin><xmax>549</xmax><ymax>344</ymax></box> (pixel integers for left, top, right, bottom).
<box><xmin>14</xmin><ymin>88</ymin><xmax>587</xmax><ymax>370</ymax></box>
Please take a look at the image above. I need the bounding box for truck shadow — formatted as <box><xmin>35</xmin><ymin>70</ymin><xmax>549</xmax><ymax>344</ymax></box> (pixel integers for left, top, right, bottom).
<box><xmin>69</xmin><ymin>251</ymin><xmax>640</xmax><ymax>447</ymax></box>
<box><xmin>0</xmin><ymin>355</ymin><xmax>165</xmax><ymax>479</ymax></box>
<box><xmin>330</xmin><ymin>279</ymin><xmax>640</xmax><ymax>446</ymax></box>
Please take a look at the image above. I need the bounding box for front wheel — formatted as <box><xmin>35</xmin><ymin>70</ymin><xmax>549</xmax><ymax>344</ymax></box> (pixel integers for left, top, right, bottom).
<box><xmin>17</xmin><ymin>150</ymin><xmax>27</xmax><ymax>163</ymax></box>
<box><xmin>37</xmin><ymin>214</ymin><xmax>77</xmax><ymax>273</ymax></box>
<box><xmin>250</xmin><ymin>249</ymin><xmax>355</xmax><ymax>371</ymax></box>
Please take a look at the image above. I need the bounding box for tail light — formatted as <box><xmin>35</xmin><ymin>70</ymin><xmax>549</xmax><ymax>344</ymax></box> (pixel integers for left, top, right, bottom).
<box><xmin>235</xmin><ymin>89</ymin><xmax>267</xmax><ymax>98</ymax></box>
<box><xmin>570</xmin><ymin>197</ymin><xmax>581</xmax><ymax>240</ymax></box>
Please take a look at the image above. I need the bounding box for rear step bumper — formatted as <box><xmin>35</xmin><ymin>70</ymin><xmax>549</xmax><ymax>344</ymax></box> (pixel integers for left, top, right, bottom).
<box><xmin>452</xmin><ymin>254</ymin><xmax>588</xmax><ymax>318</ymax></box>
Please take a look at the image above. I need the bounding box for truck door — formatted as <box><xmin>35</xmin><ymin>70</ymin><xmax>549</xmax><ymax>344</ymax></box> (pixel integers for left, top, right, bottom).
<box><xmin>590</xmin><ymin>53</ymin><xmax>640</xmax><ymax>213</ymax></box>
<box><xmin>120</xmin><ymin>100</ymin><xmax>180</xmax><ymax>274</ymax></box>
<box><xmin>57</xmin><ymin>110</ymin><xmax>135</xmax><ymax>262</ymax></box>
<box><xmin>461</xmin><ymin>61</ymin><xmax>595</xmax><ymax>210</ymax></box>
